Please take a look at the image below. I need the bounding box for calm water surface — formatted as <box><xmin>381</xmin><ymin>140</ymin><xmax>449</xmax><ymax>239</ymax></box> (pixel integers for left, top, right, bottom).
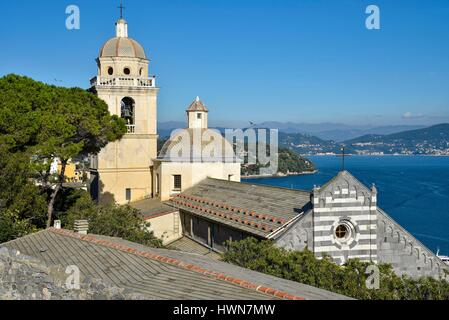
<box><xmin>244</xmin><ymin>156</ymin><xmax>449</xmax><ymax>254</ymax></box>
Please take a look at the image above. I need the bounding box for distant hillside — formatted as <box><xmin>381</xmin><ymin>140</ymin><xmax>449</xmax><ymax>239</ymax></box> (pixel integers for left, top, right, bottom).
<box><xmin>254</xmin><ymin>122</ymin><xmax>425</xmax><ymax>142</ymax></box>
<box><xmin>345</xmin><ymin>124</ymin><xmax>449</xmax><ymax>155</ymax></box>
<box><xmin>158</xmin><ymin>121</ymin><xmax>425</xmax><ymax>142</ymax></box>
<box><xmin>278</xmin><ymin>132</ymin><xmax>341</xmax><ymax>155</ymax></box>
<box><xmin>315</xmin><ymin>125</ymin><xmax>426</xmax><ymax>142</ymax></box>
<box><xmin>157</xmin><ymin>123</ymin><xmax>449</xmax><ymax>156</ymax></box>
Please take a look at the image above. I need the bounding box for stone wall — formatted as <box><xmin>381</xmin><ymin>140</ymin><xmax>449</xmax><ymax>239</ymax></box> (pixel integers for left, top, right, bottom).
<box><xmin>0</xmin><ymin>247</ymin><xmax>146</xmax><ymax>300</ymax></box>
<box><xmin>276</xmin><ymin>211</ymin><xmax>314</xmax><ymax>252</ymax></box>
<box><xmin>310</xmin><ymin>172</ymin><xmax>378</xmax><ymax>264</ymax></box>
<box><xmin>276</xmin><ymin>171</ymin><xmax>449</xmax><ymax>280</ymax></box>
<box><xmin>377</xmin><ymin>209</ymin><xmax>448</xmax><ymax>279</ymax></box>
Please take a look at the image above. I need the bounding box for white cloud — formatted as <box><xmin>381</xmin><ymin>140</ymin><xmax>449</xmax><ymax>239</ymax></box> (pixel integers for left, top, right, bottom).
<box><xmin>402</xmin><ymin>112</ymin><xmax>424</xmax><ymax>119</ymax></box>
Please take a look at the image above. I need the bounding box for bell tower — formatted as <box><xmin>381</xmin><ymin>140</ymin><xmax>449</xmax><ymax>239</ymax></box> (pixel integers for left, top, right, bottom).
<box><xmin>90</xmin><ymin>16</ymin><xmax>159</xmax><ymax>204</ymax></box>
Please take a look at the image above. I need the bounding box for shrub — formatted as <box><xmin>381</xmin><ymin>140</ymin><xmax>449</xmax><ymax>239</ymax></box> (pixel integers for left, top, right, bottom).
<box><xmin>222</xmin><ymin>238</ymin><xmax>449</xmax><ymax>300</ymax></box>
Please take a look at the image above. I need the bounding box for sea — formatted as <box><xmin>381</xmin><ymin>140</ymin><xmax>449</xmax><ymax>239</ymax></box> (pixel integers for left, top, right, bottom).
<box><xmin>244</xmin><ymin>156</ymin><xmax>449</xmax><ymax>255</ymax></box>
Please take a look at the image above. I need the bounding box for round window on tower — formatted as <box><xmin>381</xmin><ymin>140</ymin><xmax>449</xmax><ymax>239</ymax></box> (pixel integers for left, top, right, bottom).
<box><xmin>139</xmin><ymin>68</ymin><xmax>143</xmax><ymax>76</ymax></box>
<box><xmin>124</xmin><ymin>67</ymin><xmax>131</xmax><ymax>75</ymax></box>
<box><xmin>108</xmin><ymin>67</ymin><xmax>113</xmax><ymax>76</ymax></box>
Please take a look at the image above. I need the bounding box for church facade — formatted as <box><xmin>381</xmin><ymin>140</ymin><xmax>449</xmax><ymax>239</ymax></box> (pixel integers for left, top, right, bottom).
<box><xmin>170</xmin><ymin>172</ymin><xmax>449</xmax><ymax>279</ymax></box>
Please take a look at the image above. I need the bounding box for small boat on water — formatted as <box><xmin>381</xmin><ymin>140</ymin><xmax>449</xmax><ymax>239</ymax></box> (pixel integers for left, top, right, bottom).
<box><xmin>437</xmin><ymin>249</ymin><xmax>449</xmax><ymax>266</ymax></box>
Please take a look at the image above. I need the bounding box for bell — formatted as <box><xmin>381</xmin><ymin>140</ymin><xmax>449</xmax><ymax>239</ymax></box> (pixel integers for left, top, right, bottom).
<box><xmin>123</xmin><ymin>109</ymin><xmax>131</xmax><ymax>118</ymax></box>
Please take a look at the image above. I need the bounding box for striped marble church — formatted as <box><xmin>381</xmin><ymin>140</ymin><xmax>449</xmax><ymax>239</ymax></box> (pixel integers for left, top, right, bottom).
<box><xmin>162</xmin><ymin>172</ymin><xmax>448</xmax><ymax>280</ymax></box>
<box><xmin>310</xmin><ymin>172</ymin><xmax>379</xmax><ymax>264</ymax></box>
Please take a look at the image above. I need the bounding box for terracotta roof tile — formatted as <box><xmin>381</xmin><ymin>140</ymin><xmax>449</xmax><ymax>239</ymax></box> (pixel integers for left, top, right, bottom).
<box><xmin>168</xmin><ymin>178</ymin><xmax>312</xmax><ymax>238</ymax></box>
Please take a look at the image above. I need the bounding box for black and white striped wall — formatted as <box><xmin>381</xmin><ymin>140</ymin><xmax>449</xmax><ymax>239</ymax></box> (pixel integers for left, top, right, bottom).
<box><xmin>311</xmin><ymin>171</ymin><xmax>378</xmax><ymax>265</ymax></box>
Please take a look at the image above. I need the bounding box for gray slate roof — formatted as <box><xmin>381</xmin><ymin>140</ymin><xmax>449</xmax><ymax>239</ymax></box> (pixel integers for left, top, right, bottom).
<box><xmin>169</xmin><ymin>178</ymin><xmax>312</xmax><ymax>238</ymax></box>
<box><xmin>167</xmin><ymin>237</ymin><xmax>222</xmax><ymax>260</ymax></box>
<box><xmin>157</xmin><ymin>128</ymin><xmax>236</xmax><ymax>162</ymax></box>
<box><xmin>130</xmin><ymin>198</ymin><xmax>177</xmax><ymax>220</ymax></box>
<box><xmin>1</xmin><ymin>228</ymin><xmax>349</xmax><ymax>300</ymax></box>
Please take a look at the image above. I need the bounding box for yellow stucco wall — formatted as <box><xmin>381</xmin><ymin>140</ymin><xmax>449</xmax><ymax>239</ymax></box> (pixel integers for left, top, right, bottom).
<box><xmin>145</xmin><ymin>211</ymin><xmax>183</xmax><ymax>245</ymax></box>
<box><xmin>154</xmin><ymin>161</ymin><xmax>241</xmax><ymax>201</ymax></box>
<box><xmin>93</xmin><ymin>86</ymin><xmax>159</xmax><ymax>205</ymax></box>
<box><xmin>58</xmin><ymin>162</ymin><xmax>81</xmax><ymax>182</ymax></box>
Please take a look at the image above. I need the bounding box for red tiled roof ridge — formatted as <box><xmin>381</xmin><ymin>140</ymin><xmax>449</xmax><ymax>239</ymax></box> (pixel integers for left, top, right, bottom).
<box><xmin>170</xmin><ymin>198</ymin><xmax>276</xmax><ymax>233</ymax></box>
<box><xmin>171</xmin><ymin>194</ymin><xmax>287</xmax><ymax>224</ymax></box>
<box><xmin>48</xmin><ymin>227</ymin><xmax>305</xmax><ymax>301</ymax></box>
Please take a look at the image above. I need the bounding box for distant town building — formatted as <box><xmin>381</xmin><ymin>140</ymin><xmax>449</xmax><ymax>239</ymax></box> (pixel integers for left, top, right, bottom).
<box><xmin>50</xmin><ymin>158</ymin><xmax>84</xmax><ymax>183</ymax></box>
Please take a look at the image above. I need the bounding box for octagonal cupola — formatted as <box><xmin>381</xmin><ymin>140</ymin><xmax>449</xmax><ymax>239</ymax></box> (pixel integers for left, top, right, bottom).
<box><xmin>94</xmin><ymin>17</ymin><xmax>151</xmax><ymax>80</ymax></box>
<box><xmin>187</xmin><ymin>96</ymin><xmax>209</xmax><ymax>129</ymax></box>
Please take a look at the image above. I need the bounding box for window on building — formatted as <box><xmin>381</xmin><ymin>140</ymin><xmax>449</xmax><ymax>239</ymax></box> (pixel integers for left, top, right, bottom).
<box><xmin>108</xmin><ymin>67</ymin><xmax>114</xmax><ymax>75</ymax></box>
<box><xmin>173</xmin><ymin>175</ymin><xmax>182</xmax><ymax>190</ymax></box>
<box><xmin>156</xmin><ymin>174</ymin><xmax>160</xmax><ymax>194</ymax></box>
<box><xmin>335</xmin><ymin>224</ymin><xmax>348</xmax><ymax>239</ymax></box>
<box><xmin>126</xmin><ymin>188</ymin><xmax>132</xmax><ymax>202</ymax></box>
<box><xmin>197</xmin><ymin>113</ymin><xmax>202</xmax><ymax>119</ymax></box>
<box><xmin>124</xmin><ymin>67</ymin><xmax>131</xmax><ymax>75</ymax></box>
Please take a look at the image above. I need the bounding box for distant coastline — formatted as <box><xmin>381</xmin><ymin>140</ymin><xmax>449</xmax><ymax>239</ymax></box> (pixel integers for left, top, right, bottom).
<box><xmin>305</xmin><ymin>154</ymin><xmax>449</xmax><ymax>157</ymax></box>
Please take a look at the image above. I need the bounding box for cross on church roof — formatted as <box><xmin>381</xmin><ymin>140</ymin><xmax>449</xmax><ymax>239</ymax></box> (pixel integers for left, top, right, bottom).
<box><xmin>336</xmin><ymin>146</ymin><xmax>351</xmax><ymax>171</ymax></box>
<box><xmin>118</xmin><ymin>0</ymin><xmax>125</xmax><ymax>19</ymax></box>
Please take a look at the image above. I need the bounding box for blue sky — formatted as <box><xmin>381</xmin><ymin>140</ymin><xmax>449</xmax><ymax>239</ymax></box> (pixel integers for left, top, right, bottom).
<box><xmin>1</xmin><ymin>0</ymin><xmax>448</xmax><ymax>127</ymax></box>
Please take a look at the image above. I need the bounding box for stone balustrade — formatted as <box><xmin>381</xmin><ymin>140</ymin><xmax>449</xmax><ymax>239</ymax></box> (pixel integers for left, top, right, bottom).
<box><xmin>90</xmin><ymin>76</ymin><xmax>156</xmax><ymax>88</ymax></box>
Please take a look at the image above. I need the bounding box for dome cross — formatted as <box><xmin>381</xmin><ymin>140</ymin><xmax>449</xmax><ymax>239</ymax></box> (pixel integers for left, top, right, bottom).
<box><xmin>118</xmin><ymin>0</ymin><xmax>125</xmax><ymax>19</ymax></box>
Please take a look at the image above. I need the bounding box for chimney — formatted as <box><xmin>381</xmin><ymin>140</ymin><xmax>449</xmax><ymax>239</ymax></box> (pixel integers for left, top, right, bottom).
<box><xmin>74</xmin><ymin>220</ymin><xmax>89</xmax><ymax>235</ymax></box>
<box><xmin>53</xmin><ymin>220</ymin><xmax>62</xmax><ymax>229</ymax></box>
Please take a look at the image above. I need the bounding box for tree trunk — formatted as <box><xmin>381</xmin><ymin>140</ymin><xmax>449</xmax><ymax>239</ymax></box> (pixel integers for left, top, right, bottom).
<box><xmin>46</xmin><ymin>159</ymin><xmax>67</xmax><ymax>228</ymax></box>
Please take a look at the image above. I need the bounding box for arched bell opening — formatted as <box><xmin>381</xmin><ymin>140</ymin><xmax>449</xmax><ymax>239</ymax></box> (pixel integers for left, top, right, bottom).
<box><xmin>121</xmin><ymin>97</ymin><xmax>136</xmax><ymax>133</ymax></box>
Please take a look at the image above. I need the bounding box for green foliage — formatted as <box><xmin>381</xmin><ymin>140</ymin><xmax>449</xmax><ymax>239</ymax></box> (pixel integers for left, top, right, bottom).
<box><xmin>222</xmin><ymin>238</ymin><xmax>449</xmax><ymax>300</ymax></box>
<box><xmin>0</xmin><ymin>74</ymin><xmax>127</xmax><ymax>228</ymax></box>
<box><xmin>0</xmin><ymin>209</ymin><xmax>40</xmax><ymax>244</ymax></box>
<box><xmin>0</xmin><ymin>148</ymin><xmax>47</xmax><ymax>242</ymax></box>
<box><xmin>62</xmin><ymin>191</ymin><xmax>163</xmax><ymax>248</ymax></box>
<box><xmin>0</xmin><ymin>74</ymin><xmax>158</xmax><ymax>245</ymax></box>
<box><xmin>242</xmin><ymin>147</ymin><xmax>315</xmax><ymax>176</ymax></box>
<box><xmin>277</xmin><ymin>147</ymin><xmax>315</xmax><ymax>174</ymax></box>
<box><xmin>0</xmin><ymin>74</ymin><xmax>126</xmax><ymax>154</ymax></box>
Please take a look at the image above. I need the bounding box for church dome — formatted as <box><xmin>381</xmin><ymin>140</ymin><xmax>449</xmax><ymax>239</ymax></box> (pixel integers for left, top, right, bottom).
<box><xmin>100</xmin><ymin>37</ymin><xmax>147</xmax><ymax>59</ymax></box>
<box><xmin>99</xmin><ymin>19</ymin><xmax>147</xmax><ymax>60</ymax></box>
<box><xmin>158</xmin><ymin>129</ymin><xmax>237</xmax><ymax>162</ymax></box>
